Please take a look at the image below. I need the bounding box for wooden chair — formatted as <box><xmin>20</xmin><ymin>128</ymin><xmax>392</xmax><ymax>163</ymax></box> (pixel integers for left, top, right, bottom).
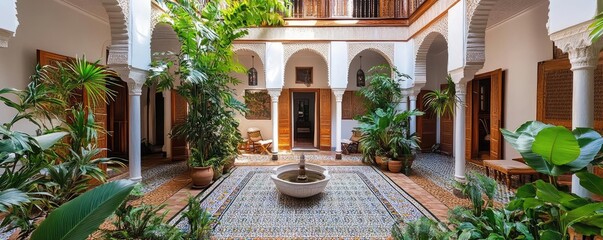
<box><xmin>341</xmin><ymin>130</ymin><xmax>362</xmax><ymax>155</ymax></box>
<box><xmin>247</xmin><ymin>128</ymin><xmax>273</xmax><ymax>155</ymax></box>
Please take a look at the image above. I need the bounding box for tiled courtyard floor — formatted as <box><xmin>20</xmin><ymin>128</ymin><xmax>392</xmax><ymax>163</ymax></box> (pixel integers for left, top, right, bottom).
<box><xmin>101</xmin><ymin>152</ymin><xmax>521</xmax><ymax>238</ymax></box>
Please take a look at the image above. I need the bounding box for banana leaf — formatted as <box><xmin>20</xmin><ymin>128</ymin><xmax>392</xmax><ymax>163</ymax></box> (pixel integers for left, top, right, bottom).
<box><xmin>30</xmin><ymin>179</ymin><xmax>135</xmax><ymax>240</ymax></box>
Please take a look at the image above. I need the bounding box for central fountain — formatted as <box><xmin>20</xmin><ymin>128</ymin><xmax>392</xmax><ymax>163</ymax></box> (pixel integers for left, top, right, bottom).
<box><xmin>271</xmin><ymin>154</ymin><xmax>331</xmax><ymax>198</ymax></box>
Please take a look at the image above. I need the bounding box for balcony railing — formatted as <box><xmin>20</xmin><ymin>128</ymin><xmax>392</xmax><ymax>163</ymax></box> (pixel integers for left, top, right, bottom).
<box><xmin>287</xmin><ymin>0</ymin><xmax>428</xmax><ymax>19</ymax></box>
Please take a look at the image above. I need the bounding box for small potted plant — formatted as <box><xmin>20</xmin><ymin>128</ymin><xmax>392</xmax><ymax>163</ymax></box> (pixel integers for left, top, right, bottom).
<box><xmin>189</xmin><ymin>148</ymin><xmax>216</xmax><ymax>188</ymax></box>
<box><xmin>387</xmin><ymin>109</ymin><xmax>422</xmax><ymax>175</ymax></box>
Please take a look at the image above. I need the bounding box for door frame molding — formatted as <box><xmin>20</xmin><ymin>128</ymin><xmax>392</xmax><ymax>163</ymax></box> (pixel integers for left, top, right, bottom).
<box><xmin>289</xmin><ymin>88</ymin><xmax>320</xmax><ymax>149</ymax></box>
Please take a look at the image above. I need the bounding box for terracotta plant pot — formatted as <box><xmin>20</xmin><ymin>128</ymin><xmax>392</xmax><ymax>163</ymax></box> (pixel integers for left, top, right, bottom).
<box><xmin>223</xmin><ymin>156</ymin><xmax>235</xmax><ymax>174</ymax></box>
<box><xmin>375</xmin><ymin>156</ymin><xmax>389</xmax><ymax>171</ymax></box>
<box><xmin>213</xmin><ymin>165</ymin><xmax>224</xmax><ymax>181</ymax></box>
<box><xmin>191</xmin><ymin>166</ymin><xmax>213</xmax><ymax>189</ymax></box>
<box><xmin>388</xmin><ymin>160</ymin><xmax>403</xmax><ymax>173</ymax></box>
<box><xmin>568</xmin><ymin>227</ymin><xmax>603</xmax><ymax>240</ymax></box>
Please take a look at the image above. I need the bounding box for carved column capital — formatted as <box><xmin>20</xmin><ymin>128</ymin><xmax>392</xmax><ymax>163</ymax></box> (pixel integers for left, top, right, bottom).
<box><xmin>0</xmin><ymin>29</ymin><xmax>13</xmax><ymax>48</ymax></box>
<box><xmin>550</xmin><ymin>21</ymin><xmax>602</xmax><ymax>71</ymax></box>
<box><xmin>267</xmin><ymin>88</ymin><xmax>282</xmax><ymax>102</ymax></box>
<box><xmin>332</xmin><ymin>88</ymin><xmax>345</xmax><ymax>102</ymax></box>
<box><xmin>455</xmin><ymin>82</ymin><xmax>467</xmax><ymax>96</ymax></box>
<box><xmin>449</xmin><ymin>66</ymin><xmax>479</xmax><ymax>85</ymax></box>
<box><xmin>567</xmin><ymin>46</ymin><xmax>599</xmax><ymax>71</ymax></box>
<box><xmin>111</xmin><ymin>65</ymin><xmax>147</xmax><ymax>96</ymax></box>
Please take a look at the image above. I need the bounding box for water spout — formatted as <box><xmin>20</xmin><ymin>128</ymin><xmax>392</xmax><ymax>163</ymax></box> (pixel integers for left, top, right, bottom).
<box><xmin>297</xmin><ymin>154</ymin><xmax>308</xmax><ymax>182</ymax></box>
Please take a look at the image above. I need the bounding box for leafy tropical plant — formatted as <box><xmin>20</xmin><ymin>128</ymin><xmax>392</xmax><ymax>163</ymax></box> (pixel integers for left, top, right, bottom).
<box><xmin>590</xmin><ymin>12</ymin><xmax>603</xmax><ymax>42</ymax></box>
<box><xmin>357</xmin><ymin>108</ymin><xmax>422</xmax><ymax>164</ymax></box>
<box><xmin>30</xmin><ymin>179</ymin><xmax>136</xmax><ymax>240</ymax></box>
<box><xmin>423</xmin><ymin>75</ymin><xmax>458</xmax><ymax>118</ymax></box>
<box><xmin>148</xmin><ymin>0</ymin><xmax>288</xmax><ymax>168</ymax></box>
<box><xmin>453</xmin><ymin>171</ymin><xmax>497</xmax><ymax>216</ymax></box>
<box><xmin>501</xmin><ymin>121</ymin><xmax>603</xmax><ymax>185</ymax></box>
<box><xmin>104</xmin><ymin>202</ymin><xmax>183</xmax><ymax>240</ymax></box>
<box><xmin>175</xmin><ymin>196</ymin><xmax>215</xmax><ymax>240</ymax></box>
<box><xmin>358</xmin><ymin>65</ymin><xmax>408</xmax><ymax>113</ymax></box>
<box><xmin>501</xmin><ymin>120</ymin><xmax>603</xmax><ymax>238</ymax></box>
<box><xmin>391</xmin><ymin>217</ymin><xmax>453</xmax><ymax>240</ymax></box>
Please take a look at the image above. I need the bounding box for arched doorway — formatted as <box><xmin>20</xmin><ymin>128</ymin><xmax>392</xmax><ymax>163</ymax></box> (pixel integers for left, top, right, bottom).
<box><xmin>282</xmin><ymin>49</ymin><xmax>329</xmax><ymax>150</ymax></box>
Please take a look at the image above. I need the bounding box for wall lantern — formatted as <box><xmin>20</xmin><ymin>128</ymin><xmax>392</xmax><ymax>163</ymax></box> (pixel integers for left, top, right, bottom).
<box><xmin>248</xmin><ymin>55</ymin><xmax>258</xmax><ymax>86</ymax></box>
<box><xmin>356</xmin><ymin>55</ymin><xmax>365</xmax><ymax>87</ymax></box>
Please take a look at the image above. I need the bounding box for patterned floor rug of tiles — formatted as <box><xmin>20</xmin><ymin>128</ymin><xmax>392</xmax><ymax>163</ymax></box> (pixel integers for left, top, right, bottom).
<box><xmin>171</xmin><ymin>166</ymin><xmax>436</xmax><ymax>239</ymax></box>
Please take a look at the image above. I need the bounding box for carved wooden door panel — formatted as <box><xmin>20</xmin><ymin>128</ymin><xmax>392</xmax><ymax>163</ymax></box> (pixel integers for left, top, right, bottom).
<box><xmin>171</xmin><ymin>90</ymin><xmax>188</xmax><ymax>161</ymax></box>
<box><xmin>278</xmin><ymin>89</ymin><xmax>291</xmax><ymax>150</ymax></box>
<box><xmin>319</xmin><ymin>89</ymin><xmax>331</xmax><ymax>150</ymax></box>
<box><xmin>417</xmin><ymin>90</ymin><xmax>437</xmax><ymax>152</ymax></box>
<box><xmin>107</xmin><ymin>81</ymin><xmax>129</xmax><ymax>158</ymax></box>
<box><xmin>489</xmin><ymin>69</ymin><xmax>504</xmax><ymax>160</ymax></box>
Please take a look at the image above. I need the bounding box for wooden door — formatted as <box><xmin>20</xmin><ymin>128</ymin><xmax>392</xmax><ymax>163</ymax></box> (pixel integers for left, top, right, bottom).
<box><xmin>107</xmin><ymin>81</ymin><xmax>128</xmax><ymax>158</ymax></box>
<box><xmin>319</xmin><ymin>89</ymin><xmax>331</xmax><ymax>150</ymax></box>
<box><xmin>278</xmin><ymin>89</ymin><xmax>292</xmax><ymax>150</ymax></box>
<box><xmin>439</xmin><ymin>84</ymin><xmax>454</xmax><ymax>155</ymax></box>
<box><xmin>417</xmin><ymin>90</ymin><xmax>437</xmax><ymax>152</ymax></box>
<box><xmin>489</xmin><ymin>69</ymin><xmax>504</xmax><ymax>159</ymax></box>
<box><xmin>170</xmin><ymin>90</ymin><xmax>188</xmax><ymax>161</ymax></box>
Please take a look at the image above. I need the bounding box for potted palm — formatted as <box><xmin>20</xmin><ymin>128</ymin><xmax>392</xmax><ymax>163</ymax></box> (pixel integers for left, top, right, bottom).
<box><xmin>147</xmin><ymin>0</ymin><xmax>287</xmax><ymax>188</ymax></box>
<box><xmin>356</xmin><ymin>65</ymin><xmax>409</xmax><ymax>166</ymax></box>
<box><xmin>388</xmin><ymin>110</ymin><xmax>422</xmax><ymax>174</ymax></box>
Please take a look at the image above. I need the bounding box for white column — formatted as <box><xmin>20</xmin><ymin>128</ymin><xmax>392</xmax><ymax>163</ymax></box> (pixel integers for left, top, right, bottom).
<box><xmin>268</xmin><ymin>89</ymin><xmax>281</xmax><ymax>160</ymax></box>
<box><xmin>399</xmin><ymin>96</ymin><xmax>409</xmax><ymax>112</ymax></box>
<box><xmin>333</xmin><ymin>89</ymin><xmax>345</xmax><ymax>159</ymax></box>
<box><xmin>162</xmin><ymin>90</ymin><xmax>172</xmax><ymax>159</ymax></box>
<box><xmin>409</xmin><ymin>95</ymin><xmax>417</xmax><ymax>134</ymax></box>
<box><xmin>551</xmin><ymin>22</ymin><xmax>602</xmax><ymax>197</ymax></box>
<box><xmin>453</xmin><ymin>83</ymin><xmax>467</xmax><ymax>181</ymax></box>
<box><xmin>127</xmin><ymin>80</ymin><xmax>144</xmax><ymax>181</ymax></box>
<box><xmin>568</xmin><ymin>45</ymin><xmax>598</xmax><ymax>197</ymax></box>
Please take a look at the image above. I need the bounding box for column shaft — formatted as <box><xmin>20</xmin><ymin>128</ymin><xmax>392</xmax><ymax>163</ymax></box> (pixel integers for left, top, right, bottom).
<box><xmin>453</xmin><ymin>84</ymin><xmax>466</xmax><ymax>181</ymax></box>
<box><xmin>129</xmin><ymin>93</ymin><xmax>142</xmax><ymax>181</ymax></box>
<box><xmin>333</xmin><ymin>89</ymin><xmax>344</xmax><ymax>159</ymax></box>
<box><xmin>409</xmin><ymin>95</ymin><xmax>417</xmax><ymax>134</ymax></box>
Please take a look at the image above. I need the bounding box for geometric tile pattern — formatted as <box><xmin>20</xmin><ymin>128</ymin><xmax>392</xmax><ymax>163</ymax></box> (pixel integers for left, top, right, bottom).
<box><xmin>173</xmin><ymin>166</ymin><xmax>436</xmax><ymax>239</ymax></box>
<box><xmin>412</xmin><ymin>153</ymin><xmax>515</xmax><ymax>203</ymax></box>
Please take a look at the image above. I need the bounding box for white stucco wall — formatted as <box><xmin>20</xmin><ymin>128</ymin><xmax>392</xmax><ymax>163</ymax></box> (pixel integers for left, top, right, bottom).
<box><xmin>284</xmin><ymin>54</ymin><xmax>329</xmax><ymax>88</ymax></box>
<box><xmin>447</xmin><ymin>1</ymin><xmax>464</xmax><ymax>71</ymax></box>
<box><xmin>0</xmin><ymin>0</ymin><xmax>110</xmax><ymax>133</ymax></box>
<box><xmin>130</xmin><ymin>0</ymin><xmax>151</xmax><ymax>70</ymax></box>
<box><xmin>231</xmin><ymin>52</ymin><xmax>272</xmax><ymax>140</ymax></box>
<box><xmin>425</xmin><ymin>50</ymin><xmax>448</xmax><ymax>91</ymax></box>
<box><xmin>477</xmin><ymin>3</ymin><xmax>552</xmax><ymax>160</ymax></box>
<box><xmin>548</xmin><ymin>0</ymin><xmax>598</xmax><ymax>34</ymax></box>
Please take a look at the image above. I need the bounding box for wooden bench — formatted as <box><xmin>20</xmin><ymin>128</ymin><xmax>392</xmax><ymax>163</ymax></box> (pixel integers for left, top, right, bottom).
<box><xmin>483</xmin><ymin>160</ymin><xmax>538</xmax><ymax>190</ymax></box>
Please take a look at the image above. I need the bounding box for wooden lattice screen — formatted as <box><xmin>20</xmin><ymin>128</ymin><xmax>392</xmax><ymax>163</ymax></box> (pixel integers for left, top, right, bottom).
<box><xmin>537</xmin><ymin>56</ymin><xmax>603</xmax><ymax>132</ymax></box>
<box><xmin>342</xmin><ymin>91</ymin><xmax>367</xmax><ymax>119</ymax></box>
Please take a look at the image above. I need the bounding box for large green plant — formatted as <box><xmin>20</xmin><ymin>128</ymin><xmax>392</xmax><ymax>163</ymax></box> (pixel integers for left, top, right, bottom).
<box><xmin>104</xmin><ymin>202</ymin><xmax>184</xmax><ymax>240</ymax></box>
<box><xmin>357</xmin><ymin>108</ymin><xmax>422</xmax><ymax>164</ymax></box>
<box><xmin>358</xmin><ymin>65</ymin><xmax>408</xmax><ymax>113</ymax></box>
<box><xmin>0</xmin><ymin>57</ymin><xmax>119</xmax><ymax>239</ymax></box>
<box><xmin>501</xmin><ymin>121</ymin><xmax>603</xmax><ymax>238</ymax></box>
<box><xmin>148</xmin><ymin>0</ymin><xmax>288</xmax><ymax>167</ymax></box>
<box><xmin>30</xmin><ymin>180</ymin><xmax>135</xmax><ymax>240</ymax></box>
<box><xmin>501</xmin><ymin>121</ymin><xmax>603</xmax><ymax>184</ymax></box>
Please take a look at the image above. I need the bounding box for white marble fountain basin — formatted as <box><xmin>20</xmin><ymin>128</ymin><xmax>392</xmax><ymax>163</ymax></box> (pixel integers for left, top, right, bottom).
<box><xmin>270</xmin><ymin>163</ymin><xmax>331</xmax><ymax>198</ymax></box>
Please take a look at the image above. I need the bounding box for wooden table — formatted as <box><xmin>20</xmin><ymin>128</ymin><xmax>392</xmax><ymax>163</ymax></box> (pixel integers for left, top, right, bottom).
<box><xmin>483</xmin><ymin>160</ymin><xmax>537</xmax><ymax>190</ymax></box>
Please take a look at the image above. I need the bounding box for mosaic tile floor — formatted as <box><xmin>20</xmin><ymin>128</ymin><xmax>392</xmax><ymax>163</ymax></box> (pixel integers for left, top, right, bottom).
<box><xmin>172</xmin><ymin>166</ymin><xmax>435</xmax><ymax>239</ymax></box>
<box><xmin>412</xmin><ymin>153</ymin><xmax>515</xmax><ymax>203</ymax></box>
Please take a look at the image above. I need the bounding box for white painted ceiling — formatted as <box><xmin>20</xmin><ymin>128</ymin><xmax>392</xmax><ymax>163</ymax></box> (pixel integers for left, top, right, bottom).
<box><xmin>62</xmin><ymin>0</ymin><xmax>109</xmax><ymax>22</ymax></box>
<box><xmin>487</xmin><ymin>0</ymin><xmax>547</xmax><ymax>28</ymax></box>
